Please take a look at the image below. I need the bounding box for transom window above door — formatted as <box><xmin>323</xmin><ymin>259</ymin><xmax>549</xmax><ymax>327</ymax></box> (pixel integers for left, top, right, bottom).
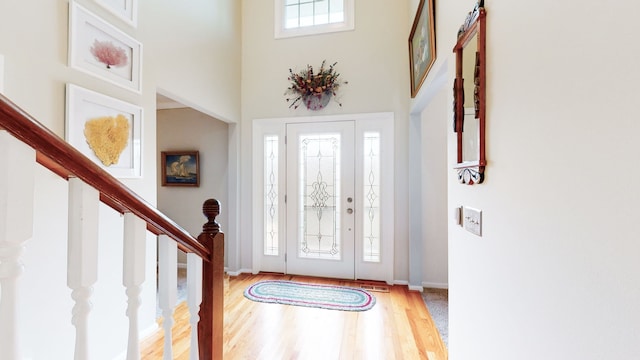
<box><xmin>275</xmin><ymin>0</ymin><xmax>355</xmax><ymax>39</ymax></box>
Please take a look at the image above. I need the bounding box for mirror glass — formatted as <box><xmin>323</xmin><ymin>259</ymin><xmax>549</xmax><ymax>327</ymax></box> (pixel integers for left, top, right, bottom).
<box><xmin>462</xmin><ymin>32</ymin><xmax>479</xmax><ymax>163</ymax></box>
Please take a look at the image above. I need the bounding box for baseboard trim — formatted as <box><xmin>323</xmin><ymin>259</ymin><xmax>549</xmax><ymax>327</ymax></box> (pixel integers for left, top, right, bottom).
<box><xmin>422</xmin><ymin>282</ymin><xmax>448</xmax><ymax>289</ymax></box>
<box><xmin>393</xmin><ymin>279</ymin><xmax>448</xmax><ymax>291</ymax></box>
<box><xmin>392</xmin><ymin>280</ymin><xmax>424</xmax><ymax>292</ymax></box>
<box><xmin>226</xmin><ymin>268</ymin><xmax>252</xmax><ymax>276</ymax></box>
<box><xmin>173</xmin><ymin>265</ymin><xmax>259</xmax><ymax>273</ymax></box>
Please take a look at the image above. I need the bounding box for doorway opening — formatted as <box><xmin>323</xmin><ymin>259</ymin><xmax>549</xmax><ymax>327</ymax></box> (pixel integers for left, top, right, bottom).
<box><xmin>252</xmin><ymin>113</ymin><xmax>395</xmax><ymax>283</ymax></box>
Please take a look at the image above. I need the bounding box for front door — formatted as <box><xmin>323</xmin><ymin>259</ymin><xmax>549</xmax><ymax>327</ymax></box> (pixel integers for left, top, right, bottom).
<box><xmin>253</xmin><ymin>113</ymin><xmax>395</xmax><ymax>283</ymax></box>
<box><xmin>285</xmin><ymin>121</ymin><xmax>355</xmax><ymax>279</ymax></box>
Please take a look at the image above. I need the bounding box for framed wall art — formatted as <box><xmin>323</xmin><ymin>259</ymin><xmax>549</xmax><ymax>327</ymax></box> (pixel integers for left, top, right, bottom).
<box><xmin>161</xmin><ymin>151</ymin><xmax>200</xmax><ymax>187</ymax></box>
<box><xmin>95</xmin><ymin>0</ymin><xmax>139</xmax><ymax>27</ymax></box>
<box><xmin>409</xmin><ymin>0</ymin><xmax>436</xmax><ymax>98</ymax></box>
<box><xmin>65</xmin><ymin>83</ymin><xmax>143</xmax><ymax>178</ymax></box>
<box><xmin>69</xmin><ymin>1</ymin><xmax>142</xmax><ymax>93</ymax></box>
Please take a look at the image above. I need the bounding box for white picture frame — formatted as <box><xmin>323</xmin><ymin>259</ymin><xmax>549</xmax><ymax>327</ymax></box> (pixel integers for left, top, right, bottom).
<box><xmin>69</xmin><ymin>2</ymin><xmax>142</xmax><ymax>93</ymax></box>
<box><xmin>65</xmin><ymin>83</ymin><xmax>143</xmax><ymax>178</ymax></box>
<box><xmin>95</xmin><ymin>0</ymin><xmax>138</xmax><ymax>27</ymax></box>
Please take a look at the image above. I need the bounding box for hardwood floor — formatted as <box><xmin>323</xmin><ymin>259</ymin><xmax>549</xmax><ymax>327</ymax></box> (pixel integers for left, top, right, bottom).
<box><xmin>140</xmin><ymin>273</ymin><xmax>448</xmax><ymax>360</ymax></box>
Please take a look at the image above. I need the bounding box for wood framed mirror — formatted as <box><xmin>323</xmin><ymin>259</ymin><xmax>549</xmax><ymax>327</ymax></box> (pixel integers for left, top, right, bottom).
<box><xmin>453</xmin><ymin>1</ymin><xmax>486</xmax><ymax>184</ymax></box>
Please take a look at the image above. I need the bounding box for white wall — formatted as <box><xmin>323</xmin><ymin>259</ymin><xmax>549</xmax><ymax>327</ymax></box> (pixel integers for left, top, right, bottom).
<box><xmin>240</xmin><ymin>0</ymin><xmax>412</xmax><ymax>281</ymax></box>
<box><xmin>140</xmin><ymin>0</ymin><xmax>241</xmax><ymax>123</ymax></box>
<box><xmin>406</xmin><ymin>0</ymin><xmax>450</xmax><ymax>289</ymax></box>
<box><xmin>0</xmin><ymin>0</ymin><xmax>240</xmax><ymax>358</ymax></box>
<box><xmin>0</xmin><ymin>1</ymin><xmax>154</xmax><ymax>358</ymax></box>
<box><xmin>419</xmin><ymin>82</ymin><xmax>449</xmax><ymax>288</ymax></box>
<box><xmin>157</xmin><ymin>108</ymin><xmax>229</xmax><ymax>265</ymax></box>
<box><xmin>143</xmin><ymin>0</ymin><xmax>241</xmax><ymax>272</ymax></box>
<box><xmin>412</xmin><ymin>0</ymin><xmax>640</xmax><ymax>358</ymax></box>
<box><xmin>0</xmin><ymin>54</ymin><xmax>4</xmax><ymax>92</ymax></box>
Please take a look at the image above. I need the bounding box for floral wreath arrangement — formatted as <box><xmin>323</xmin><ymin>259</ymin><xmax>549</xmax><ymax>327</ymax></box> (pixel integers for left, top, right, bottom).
<box><xmin>285</xmin><ymin>60</ymin><xmax>347</xmax><ymax>110</ymax></box>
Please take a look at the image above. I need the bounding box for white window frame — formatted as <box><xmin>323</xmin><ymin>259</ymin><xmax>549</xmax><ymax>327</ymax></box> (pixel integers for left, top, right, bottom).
<box><xmin>274</xmin><ymin>0</ymin><xmax>355</xmax><ymax>39</ymax></box>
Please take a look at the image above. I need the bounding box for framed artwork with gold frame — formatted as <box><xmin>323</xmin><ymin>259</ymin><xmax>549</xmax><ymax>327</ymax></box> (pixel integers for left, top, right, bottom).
<box><xmin>409</xmin><ymin>0</ymin><xmax>436</xmax><ymax>98</ymax></box>
<box><xmin>161</xmin><ymin>151</ymin><xmax>200</xmax><ymax>187</ymax></box>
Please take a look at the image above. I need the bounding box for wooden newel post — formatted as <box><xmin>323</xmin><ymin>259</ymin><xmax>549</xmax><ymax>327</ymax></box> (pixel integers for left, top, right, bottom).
<box><xmin>197</xmin><ymin>199</ymin><xmax>224</xmax><ymax>360</ymax></box>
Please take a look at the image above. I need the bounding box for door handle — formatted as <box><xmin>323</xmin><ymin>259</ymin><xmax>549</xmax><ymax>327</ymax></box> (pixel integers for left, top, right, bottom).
<box><xmin>347</xmin><ymin>208</ymin><xmax>353</xmax><ymax>214</ymax></box>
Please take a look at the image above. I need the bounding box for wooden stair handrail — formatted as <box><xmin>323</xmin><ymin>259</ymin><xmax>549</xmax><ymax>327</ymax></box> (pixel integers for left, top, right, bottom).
<box><xmin>197</xmin><ymin>199</ymin><xmax>225</xmax><ymax>360</ymax></box>
<box><xmin>0</xmin><ymin>93</ymin><xmax>209</xmax><ymax>260</ymax></box>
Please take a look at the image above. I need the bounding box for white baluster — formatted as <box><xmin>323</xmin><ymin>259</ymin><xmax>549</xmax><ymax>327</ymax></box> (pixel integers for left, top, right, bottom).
<box><xmin>158</xmin><ymin>234</ymin><xmax>177</xmax><ymax>360</ymax></box>
<box><xmin>123</xmin><ymin>213</ymin><xmax>146</xmax><ymax>360</ymax></box>
<box><xmin>0</xmin><ymin>131</ymin><xmax>35</xmax><ymax>360</ymax></box>
<box><xmin>187</xmin><ymin>253</ymin><xmax>203</xmax><ymax>360</ymax></box>
<box><xmin>67</xmin><ymin>177</ymin><xmax>99</xmax><ymax>360</ymax></box>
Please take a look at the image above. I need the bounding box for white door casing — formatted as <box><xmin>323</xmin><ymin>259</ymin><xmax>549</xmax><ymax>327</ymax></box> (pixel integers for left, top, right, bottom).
<box><xmin>252</xmin><ymin>113</ymin><xmax>394</xmax><ymax>283</ymax></box>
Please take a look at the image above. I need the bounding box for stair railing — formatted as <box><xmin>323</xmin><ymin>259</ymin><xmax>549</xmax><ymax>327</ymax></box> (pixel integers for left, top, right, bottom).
<box><xmin>0</xmin><ymin>93</ymin><xmax>223</xmax><ymax>359</ymax></box>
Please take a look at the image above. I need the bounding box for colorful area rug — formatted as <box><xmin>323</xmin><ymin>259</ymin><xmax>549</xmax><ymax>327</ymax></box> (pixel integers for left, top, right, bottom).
<box><xmin>244</xmin><ymin>280</ymin><xmax>376</xmax><ymax>311</ymax></box>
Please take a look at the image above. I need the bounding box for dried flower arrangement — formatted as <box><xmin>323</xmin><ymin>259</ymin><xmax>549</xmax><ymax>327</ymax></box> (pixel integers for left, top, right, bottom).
<box><xmin>285</xmin><ymin>60</ymin><xmax>347</xmax><ymax>110</ymax></box>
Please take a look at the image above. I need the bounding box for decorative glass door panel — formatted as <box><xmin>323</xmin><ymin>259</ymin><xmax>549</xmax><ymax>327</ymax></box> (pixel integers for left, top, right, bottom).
<box><xmin>286</xmin><ymin>121</ymin><xmax>355</xmax><ymax>279</ymax></box>
<box><xmin>363</xmin><ymin>132</ymin><xmax>381</xmax><ymax>262</ymax></box>
<box><xmin>263</xmin><ymin>135</ymin><xmax>279</xmax><ymax>256</ymax></box>
<box><xmin>299</xmin><ymin>133</ymin><xmax>341</xmax><ymax>259</ymax></box>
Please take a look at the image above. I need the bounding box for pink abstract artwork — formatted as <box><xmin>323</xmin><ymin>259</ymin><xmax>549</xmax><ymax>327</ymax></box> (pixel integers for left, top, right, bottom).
<box><xmin>90</xmin><ymin>40</ymin><xmax>128</xmax><ymax>69</ymax></box>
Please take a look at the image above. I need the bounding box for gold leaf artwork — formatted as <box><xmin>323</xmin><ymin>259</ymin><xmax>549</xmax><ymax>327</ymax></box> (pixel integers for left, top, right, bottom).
<box><xmin>83</xmin><ymin>114</ymin><xmax>130</xmax><ymax>166</ymax></box>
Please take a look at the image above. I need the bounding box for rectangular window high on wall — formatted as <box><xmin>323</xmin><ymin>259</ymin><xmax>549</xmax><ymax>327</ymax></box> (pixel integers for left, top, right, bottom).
<box><xmin>363</xmin><ymin>132</ymin><xmax>381</xmax><ymax>262</ymax></box>
<box><xmin>275</xmin><ymin>0</ymin><xmax>354</xmax><ymax>39</ymax></box>
<box><xmin>264</xmin><ymin>135</ymin><xmax>279</xmax><ymax>256</ymax></box>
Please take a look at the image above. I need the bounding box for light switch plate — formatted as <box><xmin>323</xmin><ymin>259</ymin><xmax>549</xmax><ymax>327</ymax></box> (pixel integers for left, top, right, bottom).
<box><xmin>453</xmin><ymin>206</ymin><xmax>462</xmax><ymax>226</ymax></box>
<box><xmin>463</xmin><ymin>206</ymin><xmax>482</xmax><ymax>236</ymax></box>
